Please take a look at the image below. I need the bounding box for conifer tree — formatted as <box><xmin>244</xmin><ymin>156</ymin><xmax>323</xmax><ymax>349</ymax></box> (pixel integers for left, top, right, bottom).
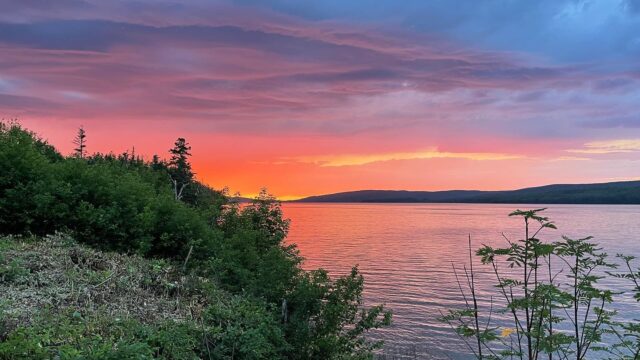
<box><xmin>73</xmin><ymin>126</ymin><xmax>87</xmax><ymax>158</ymax></box>
<box><xmin>168</xmin><ymin>138</ymin><xmax>194</xmax><ymax>201</ymax></box>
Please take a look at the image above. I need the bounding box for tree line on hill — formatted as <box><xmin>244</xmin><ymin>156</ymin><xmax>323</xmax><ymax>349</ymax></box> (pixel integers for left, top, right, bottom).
<box><xmin>295</xmin><ymin>182</ymin><xmax>640</xmax><ymax>204</ymax></box>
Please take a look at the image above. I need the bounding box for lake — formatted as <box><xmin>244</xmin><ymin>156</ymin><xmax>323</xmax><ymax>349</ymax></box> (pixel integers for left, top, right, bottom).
<box><xmin>283</xmin><ymin>203</ymin><xmax>640</xmax><ymax>359</ymax></box>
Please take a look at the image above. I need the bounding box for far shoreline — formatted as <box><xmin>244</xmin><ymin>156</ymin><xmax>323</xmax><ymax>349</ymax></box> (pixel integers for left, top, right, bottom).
<box><xmin>285</xmin><ymin>180</ymin><xmax>640</xmax><ymax>205</ymax></box>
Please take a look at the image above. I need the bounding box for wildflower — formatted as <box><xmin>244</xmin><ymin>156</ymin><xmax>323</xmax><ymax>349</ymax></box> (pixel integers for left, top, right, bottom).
<box><xmin>501</xmin><ymin>328</ymin><xmax>515</xmax><ymax>337</ymax></box>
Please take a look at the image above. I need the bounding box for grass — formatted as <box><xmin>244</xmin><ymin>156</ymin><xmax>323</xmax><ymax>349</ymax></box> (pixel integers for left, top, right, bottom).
<box><xmin>0</xmin><ymin>233</ymin><xmax>211</xmax><ymax>331</ymax></box>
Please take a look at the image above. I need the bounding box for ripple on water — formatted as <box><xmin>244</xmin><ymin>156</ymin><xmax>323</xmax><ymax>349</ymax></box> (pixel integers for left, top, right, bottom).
<box><xmin>285</xmin><ymin>203</ymin><xmax>640</xmax><ymax>359</ymax></box>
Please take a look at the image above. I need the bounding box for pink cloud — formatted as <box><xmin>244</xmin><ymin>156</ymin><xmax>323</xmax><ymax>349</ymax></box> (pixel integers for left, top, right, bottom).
<box><xmin>1</xmin><ymin>2</ymin><xmax>640</xmax><ymax>197</ymax></box>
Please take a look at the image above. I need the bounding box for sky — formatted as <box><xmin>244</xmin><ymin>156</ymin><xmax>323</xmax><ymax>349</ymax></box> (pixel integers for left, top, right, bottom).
<box><xmin>1</xmin><ymin>0</ymin><xmax>640</xmax><ymax>199</ymax></box>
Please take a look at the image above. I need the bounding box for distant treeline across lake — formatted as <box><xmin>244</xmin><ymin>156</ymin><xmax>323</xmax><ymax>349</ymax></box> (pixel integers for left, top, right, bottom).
<box><xmin>294</xmin><ymin>180</ymin><xmax>640</xmax><ymax>204</ymax></box>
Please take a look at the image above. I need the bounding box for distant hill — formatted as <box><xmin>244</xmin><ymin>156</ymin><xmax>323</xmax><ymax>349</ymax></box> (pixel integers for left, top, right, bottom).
<box><xmin>294</xmin><ymin>181</ymin><xmax>640</xmax><ymax>204</ymax></box>
<box><xmin>229</xmin><ymin>196</ymin><xmax>253</xmax><ymax>203</ymax></box>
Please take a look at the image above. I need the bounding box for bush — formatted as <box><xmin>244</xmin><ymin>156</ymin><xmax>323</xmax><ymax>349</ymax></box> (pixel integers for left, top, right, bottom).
<box><xmin>204</xmin><ymin>293</ymin><xmax>288</xmax><ymax>359</ymax></box>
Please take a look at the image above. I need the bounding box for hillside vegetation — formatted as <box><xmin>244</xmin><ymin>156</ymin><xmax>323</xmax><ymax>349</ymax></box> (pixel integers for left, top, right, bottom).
<box><xmin>296</xmin><ymin>181</ymin><xmax>640</xmax><ymax>204</ymax></box>
<box><xmin>0</xmin><ymin>122</ymin><xmax>391</xmax><ymax>359</ymax></box>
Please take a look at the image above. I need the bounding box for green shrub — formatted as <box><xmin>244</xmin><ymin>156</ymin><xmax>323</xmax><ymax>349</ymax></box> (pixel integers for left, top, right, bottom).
<box><xmin>285</xmin><ymin>267</ymin><xmax>392</xmax><ymax>360</ymax></box>
<box><xmin>204</xmin><ymin>293</ymin><xmax>288</xmax><ymax>359</ymax></box>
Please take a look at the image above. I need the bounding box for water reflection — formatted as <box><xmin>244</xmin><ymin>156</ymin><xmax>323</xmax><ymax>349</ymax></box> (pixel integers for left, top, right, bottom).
<box><xmin>283</xmin><ymin>203</ymin><xmax>640</xmax><ymax>359</ymax></box>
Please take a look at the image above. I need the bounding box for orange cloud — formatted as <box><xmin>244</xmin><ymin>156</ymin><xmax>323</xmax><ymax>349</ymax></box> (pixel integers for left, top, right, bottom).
<box><xmin>286</xmin><ymin>149</ymin><xmax>523</xmax><ymax>167</ymax></box>
<box><xmin>567</xmin><ymin>139</ymin><xmax>640</xmax><ymax>154</ymax></box>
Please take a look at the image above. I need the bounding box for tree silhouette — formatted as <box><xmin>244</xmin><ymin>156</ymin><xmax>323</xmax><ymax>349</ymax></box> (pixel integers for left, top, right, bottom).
<box><xmin>73</xmin><ymin>126</ymin><xmax>87</xmax><ymax>158</ymax></box>
<box><xmin>168</xmin><ymin>137</ymin><xmax>194</xmax><ymax>201</ymax></box>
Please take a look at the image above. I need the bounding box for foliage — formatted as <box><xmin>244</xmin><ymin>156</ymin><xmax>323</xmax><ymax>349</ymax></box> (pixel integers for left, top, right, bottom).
<box><xmin>0</xmin><ymin>122</ymin><xmax>391</xmax><ymax>359</ymax></box>
<box><xmin>204</xmin><ymin>293</ymin><xmax>288</xmax><ymax>359</ymax></box>
<box><xmin>285</xmin><ymin>267</ymin><xmax>393</xmax><ymax>360</ymax></box>
<box><xmin>440</xmin><ymin>208</ymin><xmax>640</xmax><ymax>360</ymax></box>
<box><xmin>0</xmin><ymin>122</ymin><xmax>62</xmax><ymax>234</ymax></box>
<box><xmin>213</xmin><ymin>189</ymin><xmax>299</xmax><ymax>302</ymax></box>
<box><xmin>0</xmin><ymin>122</ymin><xmax>223</xmax><ymax>258</ymax></box>
<box><xmin>0</xmin><ymin>309</ymin><xmax>201</xmax><ymax>360</ymax></box>
<box><xmin>605</xmin><ymin>255</ymin><xmax>640</xmax><ymax>359</ymax></box>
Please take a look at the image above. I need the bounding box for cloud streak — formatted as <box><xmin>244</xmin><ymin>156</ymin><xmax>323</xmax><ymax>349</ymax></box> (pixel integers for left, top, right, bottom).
<box><xmin>568</xmin><ymin>139</ymin><xmax>640</xmax><ymax>154</ymax></box>
<box><xmin>287</xmin><ymin>149</ymin><xmax>523</xmax><ymax>167</ymax></box>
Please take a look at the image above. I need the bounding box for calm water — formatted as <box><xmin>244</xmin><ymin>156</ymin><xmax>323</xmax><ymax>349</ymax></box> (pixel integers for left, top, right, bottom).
<box><xmin>283</xmin><ymin>203</ymin><xmax>640</xmax><ymax>359</ymax></box>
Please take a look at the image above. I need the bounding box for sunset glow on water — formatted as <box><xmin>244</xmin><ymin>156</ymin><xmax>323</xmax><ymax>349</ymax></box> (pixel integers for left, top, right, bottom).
<box><xmin>285</xmin><ymin>203</ymin><xmax>640</xmax><ymax>359</ymax></box>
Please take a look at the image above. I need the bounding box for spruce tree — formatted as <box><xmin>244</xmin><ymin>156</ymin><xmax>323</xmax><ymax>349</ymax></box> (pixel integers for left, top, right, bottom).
<box><xmin>168</xmin><ymin>138</ymin><xmax>194</xmax><ymax>201</ymax></box>
<box><xmin>73</xmin><ymin>126</ymin><xmax>87</xmax><ymax>158</ymax></box>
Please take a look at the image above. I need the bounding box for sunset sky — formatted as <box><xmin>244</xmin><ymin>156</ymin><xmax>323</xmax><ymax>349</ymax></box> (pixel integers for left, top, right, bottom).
<box><xmin>2</xmin><ymin>0</ymin><xmax>640</xmax><ymax>199</ymax></box>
